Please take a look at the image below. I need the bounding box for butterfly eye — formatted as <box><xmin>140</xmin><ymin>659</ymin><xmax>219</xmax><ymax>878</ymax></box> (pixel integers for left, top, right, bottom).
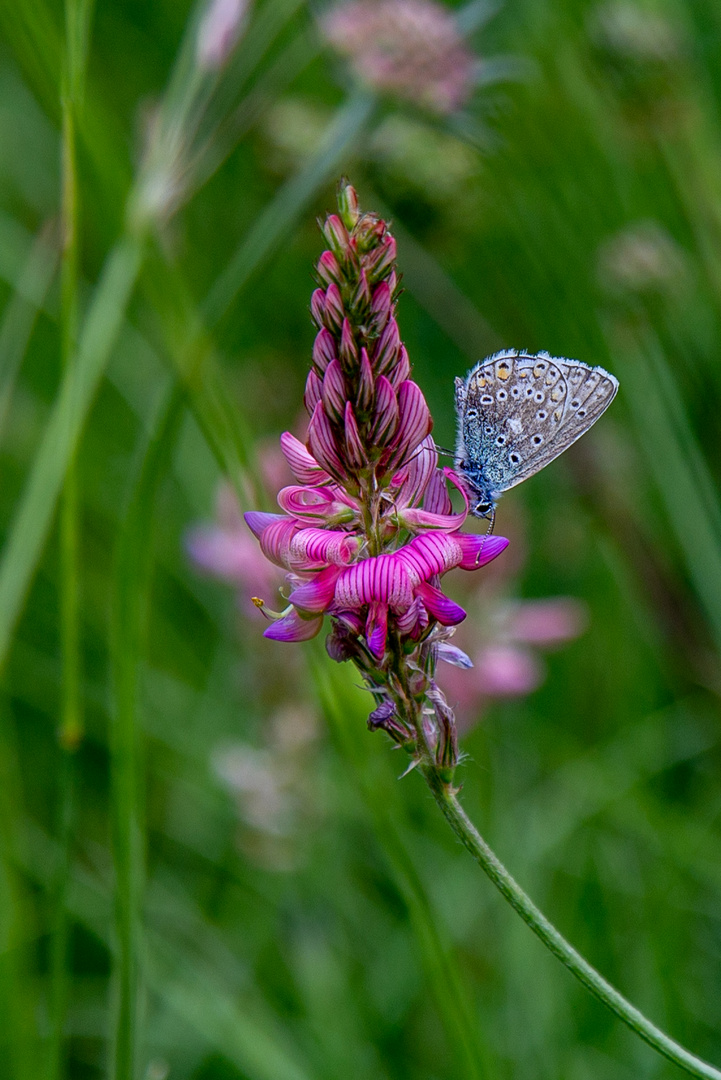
<box><xmin>474</xmin><ymin>500</ymin><xmax>491</xmax><ymax>516</ymax></box>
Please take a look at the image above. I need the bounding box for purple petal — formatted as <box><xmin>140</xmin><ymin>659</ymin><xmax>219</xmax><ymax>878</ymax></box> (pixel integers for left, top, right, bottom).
<box><xmin>243</xmin><ymin>511</ymin><xmax>286</xmax><ymax>539</ymax></box>
<box><xmin>400</xmin><ymin>507</ymin><xmax>468</xmax><ymax>532</ymax></box>
<box><xmin>264</xmin><ymin>609</ymin><xmax>324</xmax><ymax>642</ymax></box>
<box><xmin>317</xmin><ymin>249</ymin><xmax>342</xmax><ymax>286</ymax></box>
<box><xmin>456</xmin><ymin>533</ymin><xmax>509</xmax><ymax>570</ymax></box>
<box><xmin>279</xmin><ymin>432</ymin><xmax>330</xmax><ymax>485</ymax></box>
<box><xmin>323</xmin><ymin>283</ymin><xmax>344</xmax><ymax>332</ymax></box>
<box><xmin>289</xmin><ymin>566</ymin><xmax>341</xmax><ymax>612</ymax></box>
<box><xmin>394</xmin><ymin>596</ymin><xmax>429</xmax><ymax>638</ymax></box>
<box><xmin>365</xmin><ymin>601</ymin><xmax>389</xmax><ymax>658</ymax></box>
<box><xmin>436</xmin><ymin>641</ymin><xmax>473</xmax><ymax>668</ymax></box>
<box><xmin>415</xmin><ymin>582</ymin><xmax>466</xmax><ymax>626</ymax></box>
<box><xmin>397</xmin><ymin>532</ymin><xmax>463</xmax><ymax>582</ymax></box>
<box><xmin>369</xmin><ymin>281</ymin><xmax>391</xmax><ymax>333</ymax></box>
<box><xmin>310</xmin><ymin>288</ymin><xmax>326</xmax><ymax>328</ymax></box>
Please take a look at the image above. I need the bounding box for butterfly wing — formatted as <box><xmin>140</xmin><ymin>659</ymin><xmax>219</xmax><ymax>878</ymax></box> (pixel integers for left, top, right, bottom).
<box><xmin>459</xmin><ymin>351</ymin><xmax>618</xmax><ymax>494</ymax></box>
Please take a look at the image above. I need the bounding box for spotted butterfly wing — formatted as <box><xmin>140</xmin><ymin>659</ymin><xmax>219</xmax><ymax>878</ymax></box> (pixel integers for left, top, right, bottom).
<box><xmin>455</xmin><ymin>350</ymin><xmax>618</xmax><ymax>499</ymax></box>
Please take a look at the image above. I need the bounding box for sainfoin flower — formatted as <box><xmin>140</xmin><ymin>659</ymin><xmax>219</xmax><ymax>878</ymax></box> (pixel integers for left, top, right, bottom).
<box><xmin>322</xmin><ymin>0</ymin><xmax>475</xmax><ymax>115</ymax></box>
<box><xmin>236</xmin><ymin>181</ymin><xmax>508</xmax><ymax>772</ymax></box>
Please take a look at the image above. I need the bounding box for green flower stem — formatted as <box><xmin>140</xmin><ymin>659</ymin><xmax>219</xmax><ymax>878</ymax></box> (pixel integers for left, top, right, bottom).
<box><xmin>422</xmin><ymin>765</ymin><xmax>721</xmax><ymax>1080</ymax></box>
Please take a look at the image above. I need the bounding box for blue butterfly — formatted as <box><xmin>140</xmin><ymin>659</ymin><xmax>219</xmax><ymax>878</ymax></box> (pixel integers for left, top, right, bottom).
<box><xmin>455</xmin><ymin>350</ymin><xmax>619</xmax><ymax>520</ymax></box>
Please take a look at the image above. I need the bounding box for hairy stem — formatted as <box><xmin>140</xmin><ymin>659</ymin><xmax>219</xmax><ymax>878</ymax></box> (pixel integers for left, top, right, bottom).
<box><xmin>421</xmin><ymin>765</ymin><xmax>721</xmax><ymax>1080</ymax></box>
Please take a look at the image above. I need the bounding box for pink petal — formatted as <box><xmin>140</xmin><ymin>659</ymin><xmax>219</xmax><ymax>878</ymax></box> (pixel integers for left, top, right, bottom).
<box><xmin>312</xmin><ymin>328</ymin><xmax>336</xmax><ymax>374</ymax></box>
<box><xmin>395</xmin><ymin>435</ymin><xmax>437</xmax><ymax>509</ymax></box>
<box><xmin>344</xmin><ymin>401</ymin><xmax>366</xmax><ymax>468</ymax></box>
<box><xmin>277</xmin><ymin>485</ymin><xmax>354</xmax><ymax>525</ymax></box>
<box><xmin>387</xmin><ymin>345</ymin><xmax>410</xmax><ymax>389</ymax></box>
<box><xmin>455</xmin><ymin>533</ymin><xmax>509</xmax><ymax>570</ymax></box>
<box><xmin>307</xmin><ymin>402</ymin><xmax>345</xmax><ymax>481</ymax></box>
<box><xmin>423</xmin><ymin>469</ymin><xmax>453</xmax><ymax>515</ymax></box>
<box><xmin>373</xmin><ymin>316</ymin><xmax>400</xmax><ymax>374</ymax></box>
<box><xmin>356</xmin><ymin>347</ymin><xmax>374</xmax><ymax>411</ymax></box>
<box><xmin>288</xmin><ymin>528</ymin><xmax>360</xmax><ymax>568</ymax></box>
<box><xmin>322</xmin><ymin>359</ymin><xmax>347</xmax><ymax>424</ymax></box>
<box><xmin>415</xmin><ymin>582</ymin><xmax>466</xmax><ymax>625</ymax></box>
<box><xmin>397</xmin><ymin>532</ymin><xmax>463</xmax><ymax>582</ymax></box>
<box><xmin>370</xmin><ymin>375</ymin><xmax>399</xmax><ymax>444</ymax></box>
<box><xmin>389</xmin><ymin>380</ymin><xmax>433</xmax><ymax>466</ymax></box>
<box><xmin>304</xmin><ymin>370</ymin><xmax>322</xmax><ymax>414</ymax></box>
<box><xmin>257</xmin><ymin>517</ymin><xmax>300</xmax><ymax>567</ymax></box>
<box><xmin>288</xmin><ymin>566</ymin><xmax>341</xmax><ymax>613</ymax></box>
<box><xmin>279</xmin><ymin>432</ymin><xmax>331</xmax><ymax>485</ymax></box>
<box><xmin>264</xmin><ymin>609</ymin><xmax>324</xmax><ymax>642</ymax></box>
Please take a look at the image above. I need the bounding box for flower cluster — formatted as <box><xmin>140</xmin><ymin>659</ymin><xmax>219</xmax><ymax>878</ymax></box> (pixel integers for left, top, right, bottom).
<box><xmin>321</xmin><ymin>0</ymin><xmax>475</xmax><ymax>115</ymax></box>
<box><xmin>239</xmin><ymin>181</ymin><xmax>508</xmax><ymax>773</ymax></box>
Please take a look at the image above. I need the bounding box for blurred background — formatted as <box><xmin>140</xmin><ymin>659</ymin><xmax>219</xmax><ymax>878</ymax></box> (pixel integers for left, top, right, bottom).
<box><xmin>2</xmin><ymin>0</ymin><xmax>721</xmax><ymax>1076</ymax></box>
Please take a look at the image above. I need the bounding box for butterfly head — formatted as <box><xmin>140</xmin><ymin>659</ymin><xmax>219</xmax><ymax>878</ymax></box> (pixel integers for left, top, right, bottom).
<box><xmin>455</xmin><ymin>461</ymin><xmax>497</xmax><ymax>520</ymax></box>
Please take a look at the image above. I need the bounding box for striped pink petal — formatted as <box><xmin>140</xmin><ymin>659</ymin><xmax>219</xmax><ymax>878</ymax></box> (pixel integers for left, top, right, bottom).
<box><xmin>334</xmin><ymin>554</ymin><xmax>413</xmax><ymax>612</ymax></box>
<box><xmin>244</xmin><ymin>511</ymin><xmax>286</xmax><ymax>539</ymax></box>
<box><xmin>423</xmin><ymin>468</ymin><xmax>453</xmax><ymax>516</ymax></box>
<box><xmin>279</xmin><ymin>432</ymin><xmax>331</xmax><ymax>485</ymax></box>
<box><xmin>307</xmin><ymin>402</ymin><xmax>345</xmax><ymax>481</ymax></box>
<box><xmin>389</xmin><ymin>380</ymin><xmax>433</xmax><ymax>466</ymax></box>
<box><xmin>322</xmin><ymin>359</ymin><xmax>347</xmax><ymax>424</ymax></box>
<box><xmin>312</xmin><ymin>328</ymin><xmax>336</xmax><ymax>373</ymax></box>
<box><xmin>287</xmin><ymin>528</ymin><xmax>360</xmax><ymax>568</ymax></box>
<box><xmin>289</xmin><ymin>566</ymin><xmax>342</xmax><ymax>612</ymax></box>
<box><xmin>277</xmin><ymin>485</ymin><xmax>354</xmax><ymax>525</ymax></box>
<box><xmin>365</xmin><ymin>601</ymin><xmax>389</xmax><ymax>658</ymax></box>
<box><xmin>455</xmin><ymin>533</ymin><xmax>509</xmax><ymax>569</ymax></box>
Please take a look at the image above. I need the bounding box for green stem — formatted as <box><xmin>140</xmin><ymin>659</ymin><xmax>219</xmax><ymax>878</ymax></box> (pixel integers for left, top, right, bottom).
<box><xmin>422</xmin><ymin>766</ymin><xmax>721</xmax><ymax>1080</ymax></box>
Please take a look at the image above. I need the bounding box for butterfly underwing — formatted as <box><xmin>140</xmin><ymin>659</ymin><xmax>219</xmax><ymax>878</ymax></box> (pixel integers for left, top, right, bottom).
<box><xmin>454</xmin><ymin>350</ymin><xmax>619</xmax><ymax>517</ymax></box>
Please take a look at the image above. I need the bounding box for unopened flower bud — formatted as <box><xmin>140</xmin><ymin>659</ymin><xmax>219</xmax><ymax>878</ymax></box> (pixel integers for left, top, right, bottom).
<box><xmin>369</xmin><ymin>281</ymin><xmax>392</xmax><ymax>334</ymax></box>
<box><xmin>367</xmin><ymin>235</ymin><xmax>397</xmax><ymax>282</ymax></box>
<box><xmin>321</xmin><ymin>359</ymin><xmax>347</xmax><ymax>424</ymax></box>
<box><xmin>337</xmin><ymin>179</ymin><xmax>360</xmax><ymax>230</ymax></box>
<box><xmin>356</xmin><ymin>348</ymin><xmax>374</xmax><ymax>412</ymax></box>
<box><xmin>344</xmin><ymin>401</ymin><xmax>366</xmax><ymax>468</ymax></box>
<box><xmin>317</xmin><ymin>249</ymin><xmax>343</xmax><ymax>287</ymax></box>
<box><xmin>310</xmin><ymin>288</ymin><xmax>326</xmax><ymax>328</ymax></box>
<box><xmin>351</xmin><ymin>269</ymin><xmax>372</xmax><ymax>314</ymax></box>
<box><xmin>304</xmin><ymin>369</ymin><xmax>323</xmax><ymax>414</ymax></box>
<box><xmin>323</xmin><ymin>214</ymin><xmax>351</xmax><ymax>258</ymax></box>
<box><xmin>367</xmin><ymin>699</ymin><xmax>413</xmax><ymax>744</ymax></box>
<box><xmin>387</xmin><ymin>343</ymin><xmax>411</xmax><ymax>387</ymax></box>
<box><xmin>323</xmin><ymin>283</ymin><xmax>345</xmax><ymax>332</ymax></box>
<box><xmin>370</xmin><ymin>375</ymin><xmax>399</xmax><ymax>443</ymax></box>
<box><xmin>373</xmin><ymin>317</ymin><xmax>400</xmax><ymax>374</ymax></box>
<box><xmin>312</xmin><ymin>327</ymin><xmax>337</xmax><ymax>373</ymax></box>
<box><xmin>339</xmin><ymin>318</ymin><xmax>358</xmax><ymax>369</ymax></box>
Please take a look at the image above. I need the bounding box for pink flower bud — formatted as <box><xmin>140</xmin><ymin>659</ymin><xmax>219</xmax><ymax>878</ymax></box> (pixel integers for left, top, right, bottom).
<box><xmin>337</xmin><ymin>180</ymin><xmax>360</xmax><ymax>230</ymax></box>
<box><xmin>322</xmin><ymin>214</ymin><xmax>350</xmax><ymax>258</ymax></box>
<box><xmin>356</xmin><ymin>347</ymin><xmax>374</xmax><ymax>412</ymax></box>
<box><xmin>310</xmin><ymin>288</ymin><xmax>326</xmax><ymax>328</ymax></box>
<box><xmin>369</xmin><ymin>281</ymin><xmax>391</xmax><ymax>333</ymax></box>
<box><xmin>322</xmin><ymin>359</ymin><xmax>347</xmax><ymax>424</ymax></box>
<box><xmin>367</xmin><ymin>235</ymin><xmax>397</xmax><ymax>282</ymax></box>
<box><xmin>279</xmin><ymin>431</ymin><xmax>330</xmax><ymax>484</ymax></box>
<box><xmin>390</xmin><ymin>380</ymin><xmax>432</xmax><ymax>464</ymax></box>
<box><xmin>312</xmin><ymin>327</ymin><xmax>337</xmax><ymax>374</ymax></box>
<box><xmin>387</xmin><ymin>343</ymin><xmax>411</xmax><ymax>387</ymax></box>
<box><xmin>373</xmin><ymin>317</ymin><xmax>400</xmax><ymax>374</ymax></box>
<box><xmin>307</xmin><ymin>402</ymin><xmax>345</xmax><ymax>481</ymax></box>
<box><xmin>317</xmin><ymin>249</ymin><xmax>343</xmax><ymax>286</ymax></box>
<box><xmin>371</xmin><ymin>375</ymin><xmax>399</xmax><ymax>444</ymax></box>
<box><xmin>323</xmin><ymin>283</ymin><xmax>345</xmax><ymax>332</ymax></box>
<box><xmin>339</xmin><ymin>318</ymin><xmax>358</xmax><ymax>369</ymax></box>
<box><xmin>344</xmin><ymin>401</ymin><xmax>366</xmax><ymax>468</ymax></box>
<box><xmin>351</xmin><ymin>269</ymin><xmax>371</xmax><ymax>312</ymax></box>
<box><xmin>304</xmin><ymin>369</ymin><xmax>323</xmax><ymax>415</ymax></box>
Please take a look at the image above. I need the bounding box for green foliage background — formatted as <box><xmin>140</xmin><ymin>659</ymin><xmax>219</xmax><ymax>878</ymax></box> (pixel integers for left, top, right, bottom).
<box><xmin>2</xmin><ymin>0</ymin><xmax>721</xmax><ymax>1076</ymax></box>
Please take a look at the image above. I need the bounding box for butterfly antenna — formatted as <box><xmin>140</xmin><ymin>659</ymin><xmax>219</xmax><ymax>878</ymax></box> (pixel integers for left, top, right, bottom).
<box><xmin>433</xmin><ymin>443</ymin><xmax>455</xmax><ymax>458</ymax></box>
<box><xmin>486</xmin><ymin>508</ymin><xmax>496</xmax><ymax>536</ymax></box>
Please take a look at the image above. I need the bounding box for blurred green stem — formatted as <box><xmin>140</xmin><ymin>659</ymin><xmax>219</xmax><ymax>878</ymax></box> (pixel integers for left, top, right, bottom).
<box><xmin>49</xmin><ymin>3</ymin><xmax>94</xmax><ymax>1077</ymax></box>
<box><xmin>422</xmin><ymin>766</ymin><xmax>721</xmax><ymax>1080</ymax></box>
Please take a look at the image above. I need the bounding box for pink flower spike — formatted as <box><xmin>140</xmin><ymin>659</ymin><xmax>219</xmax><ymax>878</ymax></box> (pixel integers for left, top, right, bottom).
<box><xmin>307</xmin><ymin>402</ymin><xmax>345</xmax><ymax>481</ymax></box>
<box><xmin>415</xmin><ymin>582</ymin><xmax>466</xmax><ymax>625</ymax></box>
<box><xmin>365</xmin><ymin>601</ymin><xmax>389</xmax><ymax>658</ymax></box>
<box><xmin>289</xmin><ymin>566</ymin><xmax>342</xmax><ymax>612</ymax></box>
<box><xmin>264</xmin><ymin>608</ymin><xmax>324</xmax><ymax>642</ymax></box>
<box><xmin>344</xmin><ymin>402</ymin><xmax>366</xmax><ymax>468</ymax></box>
<box><xmin>279</xmin><ymin>432</ymin><xmax>331</xmax><ymax>485</ymax></box>
<box><xmin>304</xmin><ymin>369</ymin><xmax>323</xmax><ymax>415</ymax></box>
<box><xmin>322</xmin><ymin>359</ymin><xmax>347</xmax><ymax>423</ymax></box>
<box><xmin>455</xmin><ymin>533</ymin><xmax>509</xmax><ymax>570</ymax></box>
<box><xmin>371</xmin><ymin>375</ymin><xmax>399</xmax><ymax>443</ymax></box>
<box><xmin>313</xmin><ymin>327</ymin><xmax>337</xmax><ymax>373</ymax></box>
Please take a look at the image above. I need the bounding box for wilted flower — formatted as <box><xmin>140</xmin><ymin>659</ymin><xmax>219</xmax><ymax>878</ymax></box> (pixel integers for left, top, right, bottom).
<box><xmin>238</xmin><ymin>181</ymin><xmax>508</xmax><ymax>774</ymax></box>
<box><xmin>322</xmin><ymin>0</ymin><xmax>475</xmax><ymax>114</ymax></box>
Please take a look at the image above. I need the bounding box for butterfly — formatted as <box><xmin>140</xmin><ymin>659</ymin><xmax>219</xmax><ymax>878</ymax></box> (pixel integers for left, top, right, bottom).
<box><xmin>454</xmin><ymin>350</ymin><xmax>619</xmax><ymax>521</ymax></box>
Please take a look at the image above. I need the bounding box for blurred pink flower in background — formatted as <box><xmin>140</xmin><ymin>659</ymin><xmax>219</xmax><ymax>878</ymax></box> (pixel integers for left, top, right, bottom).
<box><xmin>322</xmin><ymin>0</ymin><xmax>475</xmax><ymax>114</ymax></box>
